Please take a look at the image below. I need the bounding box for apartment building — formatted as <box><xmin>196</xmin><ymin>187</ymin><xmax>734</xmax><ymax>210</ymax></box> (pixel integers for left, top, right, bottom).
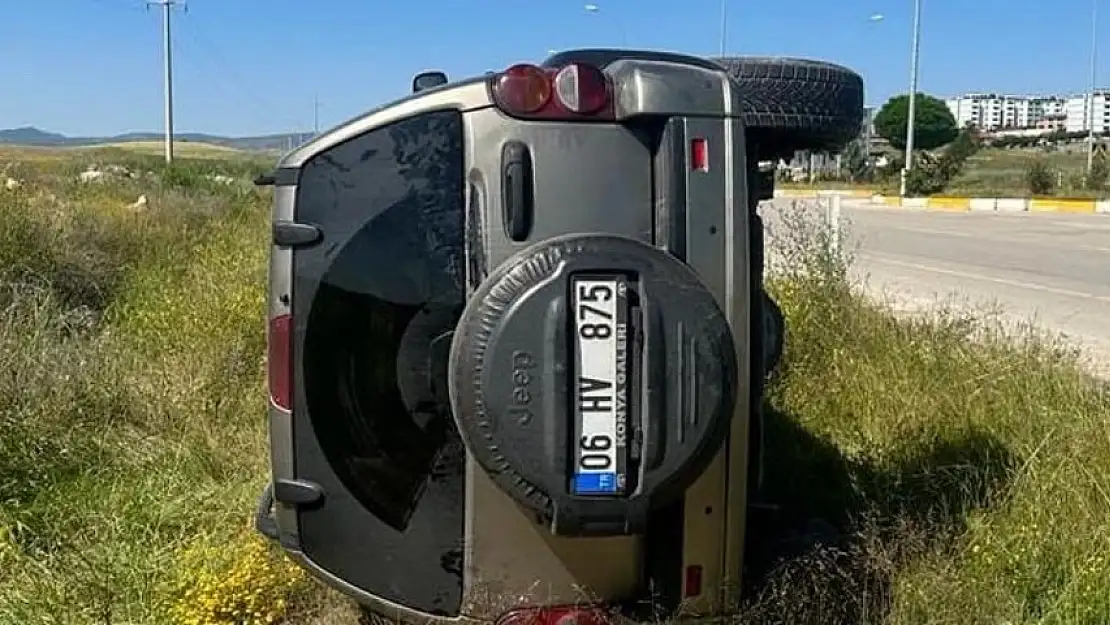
<box><xmin>1064</xmin><ymin>89</ymin><xmax>1110</xmax><ymax>134</ymax></box>
<box><xmin>944</xmin><ymin>93</ymin><xmax>1067</xmax><ymax>130</ymax></box>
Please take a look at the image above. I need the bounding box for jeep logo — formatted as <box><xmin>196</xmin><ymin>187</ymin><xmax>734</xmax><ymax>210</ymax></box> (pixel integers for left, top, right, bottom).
<box><xmin>509</xmin><ymin>350</ymin><xmax>536</xmax><ymax>426</ymax></box>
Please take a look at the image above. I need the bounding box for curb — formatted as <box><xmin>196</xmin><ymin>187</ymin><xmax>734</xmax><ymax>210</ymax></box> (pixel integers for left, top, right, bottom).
<box><xmin>774</xmin><ymin>189</ymin><xmax>1109</xmax><ymax>214</ymax></box>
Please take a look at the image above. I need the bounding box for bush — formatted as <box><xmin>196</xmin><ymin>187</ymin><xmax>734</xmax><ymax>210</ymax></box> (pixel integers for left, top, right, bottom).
<box><xmin>165</xmin><ymin>533</ymin><xmax>306</xmax><ymax>625</ymax></box>
<box><xmin>902</xmin><ymin>152</ymin><xmax>950</xmax><ymax>196</ymax></box>
<box><xmin>899</xmin><ymin>129</ymin><xmax>981</xmax><ymax>197</ymax></box>
<box><xmin>1025</xmin><ymin>158</ymin><xmax>1055</xmax><ymax>195</ymax></box>
<box><xmin>1087</xmin><ymin>149</ymin><xmax>1108</xmax><ymax>192</ymax></box>
<box><xmin>842</xmin><ymin>140</ymin><xmax>873</xmax><ymax>183</ymax></box>
<box><xmin>940</xmin><ymin>128</ymin><xmax>981</xmax><ymax>171</ymax></box>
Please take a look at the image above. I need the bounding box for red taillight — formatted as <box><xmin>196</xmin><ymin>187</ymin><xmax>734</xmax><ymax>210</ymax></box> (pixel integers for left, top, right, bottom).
<box><xmin>495</xmin><ymin>64</ymin><xmax>553</xmax><ymax>114</ymax></box>
<box><xmin>491</xmin><ymin>62</ymin><xmax>613</xmax><ymax>121</ymax></box>
<box><xmin>268</xmin><ymin>314</ymin><xmax>292</xmax><ymax>411</ymax></box>
<box><xmin>684</xmin><ymin>564</ymin><xmax>703</xmax><ymax>597</ymax></box>
<box><xmin>691</xmin><ymin>137</ymin><xmax>709</xmax><ymax>172</ymax></box>
<box><xmin>496</xmin><ymin>606</ymin><xmax>614</xmax><ymax>625</ymax></box>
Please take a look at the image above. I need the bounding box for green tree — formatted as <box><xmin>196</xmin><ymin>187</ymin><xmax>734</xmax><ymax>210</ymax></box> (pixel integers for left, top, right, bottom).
<box><xmin>873</xmin><ymin>93</ymin><xmax>959</xmax><ymax>151</ymax></box>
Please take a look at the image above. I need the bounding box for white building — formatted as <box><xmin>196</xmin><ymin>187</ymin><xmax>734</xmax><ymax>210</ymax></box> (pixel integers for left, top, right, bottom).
<box><xmin>945</xmin><ymin>93</ymin><xmax>1068</xmax><ymax>131</ymax></box>
<box><xmin>1064</xmin><ymin>89</ymin><xmax>1110</xmax><ymax>134</ymax></box>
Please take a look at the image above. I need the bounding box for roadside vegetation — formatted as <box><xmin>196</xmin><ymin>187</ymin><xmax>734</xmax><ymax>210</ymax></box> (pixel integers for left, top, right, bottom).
<box><xmin>0</xmin><ymin>146</ymin><xmax>322</xmax><ymax>625</ymax></box>
<box><xmin>741</xmin><ymin>201</ymin><xmax>1110</xmax><ymax>624</ymax></box>
<box><xmin>781</xmin><ymin>90</ymin><xmax>1110</xmax><ymax>199</ymax></box>
<box><xmin>1</xmin><ymin>146</ymin><xmax>1108</xmax><ymax>624</ymax></box>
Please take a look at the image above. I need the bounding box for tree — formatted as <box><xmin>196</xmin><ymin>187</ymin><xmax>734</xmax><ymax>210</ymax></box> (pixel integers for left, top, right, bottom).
<box><xmin>873</xmin><ymin>93</ymin><xmax>959</xmax><ymax>151</ymax></box>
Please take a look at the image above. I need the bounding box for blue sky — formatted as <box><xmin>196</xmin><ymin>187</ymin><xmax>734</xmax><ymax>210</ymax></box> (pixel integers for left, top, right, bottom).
<box><xmin>1</xmin><ymin>0</ymin><xmax>1105</xmax><ymax>137</ymax></box>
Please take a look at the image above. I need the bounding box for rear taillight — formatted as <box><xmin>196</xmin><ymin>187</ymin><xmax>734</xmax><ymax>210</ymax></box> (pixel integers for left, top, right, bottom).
<box><xmin>496</xmin><ymin>606</ymin><xmax>614</xmax><ymax>625</ymax></box>
<box><xmin>491</xmin><ymin>62</ymin><xmax>613</xmax><ymax>121</ymax></box>
<box><xmin>268</xmin><ymin>314</ymin><xmax>292</xmax><ymax>411</ymax></box>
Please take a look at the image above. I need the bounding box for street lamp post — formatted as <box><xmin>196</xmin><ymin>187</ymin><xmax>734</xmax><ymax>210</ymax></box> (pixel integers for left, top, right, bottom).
<box><xmin>719</xmin><ymin>0</ymin><xmax>727</xmax><ymax>56</ymax></box>
<box><xmin>900</xmin><ymin>0</ymin><xmax>924</xmax><ymax>198</ymax></box>
<box><xmin>1087</xmin><ymin>0</ymin><xmax>1099</xmax><ymax>176</ymax></box>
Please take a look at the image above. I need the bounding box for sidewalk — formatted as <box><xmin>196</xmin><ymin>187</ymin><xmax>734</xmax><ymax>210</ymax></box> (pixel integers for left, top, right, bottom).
<box><xmin>774</xmin><ymin>188</ymin><xmax>1110</xmax><ymax>214</ymax></box>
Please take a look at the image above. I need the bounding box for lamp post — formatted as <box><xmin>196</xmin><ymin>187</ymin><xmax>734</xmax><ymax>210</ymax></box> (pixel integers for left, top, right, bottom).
<box><xmin>899</xmin><ymin>0</ymin><xmax>923</xmax><ymax>197</ymax></box>
<box><xmin>720</xmin><ymin>0</ymin><xmax>727</xmax><ymax>55</ymax></box>
<box><xmin>1087</xmin><ymin>0</ymin><xmax>1099</xmax><ymax>176</ymax></box>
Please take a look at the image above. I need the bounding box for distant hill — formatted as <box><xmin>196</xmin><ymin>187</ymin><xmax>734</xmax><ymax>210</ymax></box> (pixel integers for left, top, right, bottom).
<box><xmin>0</xmin><ymin>126</ymin><xmax>315</xmax><ymax>152</ymax></box>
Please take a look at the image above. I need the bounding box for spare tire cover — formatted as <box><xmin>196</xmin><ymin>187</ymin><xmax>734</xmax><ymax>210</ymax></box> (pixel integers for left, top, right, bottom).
<box><xmin>448</xmin><ymin>234</ymin><xmax>739</xmax><ymax>536</ymax></box>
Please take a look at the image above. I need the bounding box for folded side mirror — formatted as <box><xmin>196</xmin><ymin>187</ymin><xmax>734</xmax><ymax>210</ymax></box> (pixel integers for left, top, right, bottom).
<box><xmin>412</xmin><ymin>71</ymin><xmax>448</xmax><ymax>94</ymax></box>
<box><xmin>753</xmin><ymin>161</ymin><xmax>776</xmax><ymax>201</ymax></box>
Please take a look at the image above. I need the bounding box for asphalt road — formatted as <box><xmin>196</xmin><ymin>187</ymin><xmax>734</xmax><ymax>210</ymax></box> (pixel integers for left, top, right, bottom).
<box><xmin>762</xmin><ymin>199</ymin><xmax>1110</xmax><ymax>374</ymax></box>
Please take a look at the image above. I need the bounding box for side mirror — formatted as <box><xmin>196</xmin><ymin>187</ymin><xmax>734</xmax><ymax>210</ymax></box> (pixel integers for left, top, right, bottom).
<box><xmin>753</xmin><ymin>161</ymin><xmax>776</xmax><ymax>201</ymax></box>
<box><xmin>412</xmin><ymin>71</ymin><xmax>448</xmax><ymax>94</ymax></box>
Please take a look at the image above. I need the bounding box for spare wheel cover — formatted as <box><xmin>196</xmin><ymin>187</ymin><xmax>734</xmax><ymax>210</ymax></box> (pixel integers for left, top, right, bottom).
<box><xmin>448</xmin><ymin>234</ymin><xmax>738</xmax><ymax>536</ymax></box>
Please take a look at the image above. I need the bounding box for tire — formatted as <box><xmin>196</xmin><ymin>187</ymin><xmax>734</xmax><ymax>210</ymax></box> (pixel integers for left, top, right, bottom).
<box><xmin>541</xmin><ymin>51</ymin><xmax>864</xmax><ymax>158</ymax></box>
<box><xmin>449</xmin><ymin>234</ymin><xmax>738</xmax><ymax>536</ymax></box>
<box><xmin>761</xmin><ymin>289</ymin><xmax>785</xmax><ymax>378</ymax></box>
<box><xmin>709</xmin><ymin>57</ymin><xmax>865</xmax><ymax>158</ymax></box>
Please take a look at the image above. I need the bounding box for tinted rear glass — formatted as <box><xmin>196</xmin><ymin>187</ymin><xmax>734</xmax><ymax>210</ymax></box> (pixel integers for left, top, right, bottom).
<box><xmin>295</xmin><ymin>110</ymin><xmax>465</xmax><ymax>532</ymax></box>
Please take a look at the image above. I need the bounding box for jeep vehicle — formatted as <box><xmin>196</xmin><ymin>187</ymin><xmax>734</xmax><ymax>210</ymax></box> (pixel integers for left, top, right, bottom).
<box><xmin>254</xmin><ymin>49</ymin><xmax>862</xmax><ymax>624</ymax></box>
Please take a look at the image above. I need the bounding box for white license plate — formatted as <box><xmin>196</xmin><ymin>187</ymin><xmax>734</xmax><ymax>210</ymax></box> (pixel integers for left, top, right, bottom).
<box><xmin>571</xmin><ymin>275</ymin><xmax>628</xmax><ymax>496</ymax></box>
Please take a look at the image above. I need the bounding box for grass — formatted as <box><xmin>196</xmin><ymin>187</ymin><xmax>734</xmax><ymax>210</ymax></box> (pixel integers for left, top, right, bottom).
<box><xmin>86</xmin><ymin>140</ymin><xmax>245</xmax><ymax>158</ymax></box>
<box><xmin>0</xmin><ymin>147</ymin><xmax>319</xmax><ymax>625</ymax></box>
<box><xmin>0</xmin><ymin>140</ymin><xmax>253</xmax><ymax>162</ymax></box>
<box><xmin>1</xmin><ymin>147</ymin><xmax>1108</xmax><ymax>624</ymax></box>
<box><xmin>947</xmin><ymin>148</ymin><xmax>1096</xmax><ymax>198</ymax></box>
<box><xmin>781</xmin><ymin>147</ymin><xmax>1105</xmax><ymax>199</ymax></box>
<box><xmin>738</xmin><ymin>201</ymin><xmax>1110</xmax><ymax>624</ymax></box>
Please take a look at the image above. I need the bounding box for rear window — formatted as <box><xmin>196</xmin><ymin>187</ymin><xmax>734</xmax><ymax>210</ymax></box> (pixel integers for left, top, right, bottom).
<box><xmin>295</xmin><ymin>110</ymin><xmax>465</xmax><ymax>531</ymax></box>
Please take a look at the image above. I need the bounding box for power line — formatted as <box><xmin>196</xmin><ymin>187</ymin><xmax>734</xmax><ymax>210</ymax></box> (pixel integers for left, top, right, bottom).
<box><xmin>177</xmin><ymin>18</ymin><xmax>311</xmax><ymax>142</ymax></box>
<box><xmin>146</xmin><ymin>0</ymin><xmax>185</xmax><ymax>164</ymax></box>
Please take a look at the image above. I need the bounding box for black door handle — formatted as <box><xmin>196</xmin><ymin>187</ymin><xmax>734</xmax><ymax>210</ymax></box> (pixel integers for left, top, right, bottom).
<box><xmin>501</xmin><ymin>141</ymin><xmax>534</xmax><ymax>242</ymax></box>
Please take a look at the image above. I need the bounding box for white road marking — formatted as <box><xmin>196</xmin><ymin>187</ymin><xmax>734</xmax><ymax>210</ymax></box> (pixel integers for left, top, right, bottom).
<box><xmin>866</xmin><ymin>225</ymin><xmax>1110</xmax><ymax>254</ymax></box>
<box><xmin>860</xmin><ymin>252</ymin><xmax>1110</xmax><ymax>304</ymax></box>
<box><xmin>1049</xmin><ymin>220</ymin><xmax>1110</xmax><ymax>231</ymax></box>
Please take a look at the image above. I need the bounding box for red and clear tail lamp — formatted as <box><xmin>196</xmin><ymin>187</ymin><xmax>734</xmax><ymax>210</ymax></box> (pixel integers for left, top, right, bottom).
<box><xmin>490</xmin><ymin>62</ymin><xmax>614</xmax><ymax>121</ymax></box>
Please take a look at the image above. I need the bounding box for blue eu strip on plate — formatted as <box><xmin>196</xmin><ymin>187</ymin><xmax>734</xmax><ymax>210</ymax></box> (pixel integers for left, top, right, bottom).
<box><xmin>574</xmin><ymin>472</ymin><xmax>618</xmax><ymax>494</ymax></box>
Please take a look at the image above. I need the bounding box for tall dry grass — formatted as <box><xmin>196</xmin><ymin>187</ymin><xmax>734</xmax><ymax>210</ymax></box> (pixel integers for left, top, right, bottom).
<box><xmin>0</xmin><ymin>149</ymin><xmax>311</xmax><ymax>625</ymax></box>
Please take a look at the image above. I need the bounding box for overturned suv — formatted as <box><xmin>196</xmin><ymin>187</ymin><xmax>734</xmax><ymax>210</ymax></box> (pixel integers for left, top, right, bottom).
<box><xmin>255</xmin><ymin>49</ymin><xmax>862</xmax><ymax>624</ymax></box>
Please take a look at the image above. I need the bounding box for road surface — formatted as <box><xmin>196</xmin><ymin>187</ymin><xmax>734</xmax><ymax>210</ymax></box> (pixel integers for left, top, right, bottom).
<box><xmin>762</xmin><ymin>199</ymin><xmax>1110</xmax><ymax>375</ymax></box>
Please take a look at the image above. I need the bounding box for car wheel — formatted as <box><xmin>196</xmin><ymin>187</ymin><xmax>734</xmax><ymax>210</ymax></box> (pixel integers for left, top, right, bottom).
<box><xmin>709</xmin><ymin>56</ymin><xmax>865</xmax><ymax>159</ymax></box>
<box><xmin>762</xmin><ymin>289</ymin><xmax>785</xmax><ymax>378</ymax></box>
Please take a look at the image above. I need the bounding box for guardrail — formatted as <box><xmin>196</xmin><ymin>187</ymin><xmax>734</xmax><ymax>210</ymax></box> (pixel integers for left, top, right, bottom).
<box><xmin>773</xmin><ymin>189</ymin><xmax>1110</xmax><ymax>214</ymax></box>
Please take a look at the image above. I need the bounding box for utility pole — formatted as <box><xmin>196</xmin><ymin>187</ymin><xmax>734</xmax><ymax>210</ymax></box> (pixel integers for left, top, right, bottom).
<box><xmin>147</xmin><ymin>0</ymin><xmax>185</xmax><ymax>164</ymax></box>
<box><xmin>1087</xmin><ymin>0</ymin><xmax>1099</xmax><ymax>176</ymax></box>
<box><xmin>719</xmin><ymin>0</ymin><xmax>727</xmax><ymax>56</ymax></box>
<box><xmin>900</xmin><ymin>0</ymin><xmax>923</xmax><ymax>197</ymax></box>
<box><xmin>313</xmin><ymin>95</ymin><xmax>321</xmax><ymax>136</ymax></box>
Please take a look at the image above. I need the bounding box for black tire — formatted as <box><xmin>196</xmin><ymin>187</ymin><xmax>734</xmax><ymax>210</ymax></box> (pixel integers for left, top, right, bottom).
<box><xmin>448</xmin><ymin>234</ymin><xmax>739</xmax><ymax>535</ymax></box>
<box><xmin>709</xmin><ymin>56</ymin><xmax>864</xmax><ymax>158</ymax></box>
<box><xmin>762</xmin><ymin>289</ymin><xmax>785</xmax><ymax>378</ymax></box>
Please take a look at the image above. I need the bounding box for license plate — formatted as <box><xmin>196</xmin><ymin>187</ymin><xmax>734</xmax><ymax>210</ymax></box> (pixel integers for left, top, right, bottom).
<box><xmin>571</xmin><ymin>275</ymin><xmax>628</xmax><ymax>496</ymax></box>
